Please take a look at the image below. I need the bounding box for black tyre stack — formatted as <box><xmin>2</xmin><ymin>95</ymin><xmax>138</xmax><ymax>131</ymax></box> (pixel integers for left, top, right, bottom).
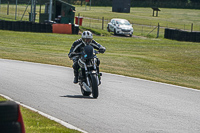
<box><xmin>0</xmin><ymin>20</ymin><xmax>53</xmax><ymax>33</ymax></box>
<box><xmin>0</xmin><ymin>20</ymin><xmax>3</xmax><ymax>30</ymax></box>
<box><xmin>14</xmin><ymin>21</ymin><xmax>21</xmax><ymax>31</ymax></box>
<box><xmin>72</xmin><ymin>24</ymin><xmax>79</xmax><ymax>34</ymax></box>
<box><xmin>164</xmin><ymin>28</ymin><xmax>200</xmax><ymax>42</ymax></box>
<box><xmin>0</xmin><ymin>20</ymin><xmax>80</xmax><ymax>34</ymax></box>
<box><xmin>45</xmin><ymin>23</ymin><xmax>52</xmax><ymax>33</ymax></box>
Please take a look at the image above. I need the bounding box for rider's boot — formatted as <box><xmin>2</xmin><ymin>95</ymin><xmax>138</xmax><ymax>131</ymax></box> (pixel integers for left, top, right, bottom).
<box><xmin>73</xmin><ymin>76</ymin><xmax>78</xmax><ymax>84</ymax></box>
<box><xmin>73</xmin><ymin>70</ymin><xmax>78</xmax><ymax>84</ymax></box>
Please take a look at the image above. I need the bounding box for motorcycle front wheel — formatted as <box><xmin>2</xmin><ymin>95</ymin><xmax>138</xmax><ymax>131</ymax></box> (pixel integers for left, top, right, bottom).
<box><xmin>90</xmin><ymin>74</ymin><xmax>99</xmax><ymax>98</ymax></box>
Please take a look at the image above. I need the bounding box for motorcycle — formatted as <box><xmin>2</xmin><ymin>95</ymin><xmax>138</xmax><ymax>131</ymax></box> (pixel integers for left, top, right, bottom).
<box><xmin>71</xmin><ymin>45</ymin><xmax>102</xmax><ymax>98</ymax></box>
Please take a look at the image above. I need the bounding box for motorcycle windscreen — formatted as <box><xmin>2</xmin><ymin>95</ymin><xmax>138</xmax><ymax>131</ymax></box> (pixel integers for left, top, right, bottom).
<box><xmin>83</xmin><ymin>45</ymin><xmax>95</xmax><ymax>59</ymax></box>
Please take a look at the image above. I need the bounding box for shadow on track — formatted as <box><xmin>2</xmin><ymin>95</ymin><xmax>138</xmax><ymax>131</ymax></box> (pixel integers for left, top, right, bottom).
<box><xmin>60</xmin><ymin>95</ymin><xmax>94</xmax><ymax>99</ymax></box>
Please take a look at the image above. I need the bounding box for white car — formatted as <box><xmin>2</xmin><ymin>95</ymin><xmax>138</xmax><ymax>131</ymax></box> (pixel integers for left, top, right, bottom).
<box><xmin>107</xmin><ymin>18</ymin><xmax>133</xmax><ymax>37</ymax></box>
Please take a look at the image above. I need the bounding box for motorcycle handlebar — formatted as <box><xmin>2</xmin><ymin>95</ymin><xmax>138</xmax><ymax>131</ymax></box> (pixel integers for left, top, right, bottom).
<box><xmin>69</xmin><ymin>50</ymin><xmax>101</xmax><ymax>59</ymax></box>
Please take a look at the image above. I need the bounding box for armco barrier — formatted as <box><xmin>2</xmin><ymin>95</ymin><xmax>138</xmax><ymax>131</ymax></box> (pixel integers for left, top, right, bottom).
<box><xmin>164</xmin><ymin>28</ymin><xmax>200</xmax><ymax>42</ymax></box>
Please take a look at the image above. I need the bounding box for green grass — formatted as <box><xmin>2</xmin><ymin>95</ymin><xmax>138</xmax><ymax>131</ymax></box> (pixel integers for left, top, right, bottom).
<box><xmin>0</xmin><ymin>30</ymin><xmax>199</xmax><ymax>89</ymax></box>
<box><xmin>74</xmin><ymin>6</ymin><xmax>200</xmax><ymax>37</ymax></box>
<box><xmin>75</xmin><ymin>6</ymin><xmax>200</xmax><ymax>29</ymax></box>
<box><xmin>0</xmin><ymin>96</ymin><xmax>81</xmax><ymax>133</ymax></box>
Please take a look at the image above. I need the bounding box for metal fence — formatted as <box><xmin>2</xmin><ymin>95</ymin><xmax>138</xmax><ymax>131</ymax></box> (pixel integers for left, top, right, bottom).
<box><xmin>0</xmin><ymin>1</ymin><xmax>44</xmax><ymax>22</ymax></box>
<box><xmin>78</xmin><ymin>15</ymin><xmax>200</xmax><ymax>38</ymax></box>
<box><xmin>80</xmin><ymin>17</ymin><xmax>171</xmax><ymax>38</ymax></box>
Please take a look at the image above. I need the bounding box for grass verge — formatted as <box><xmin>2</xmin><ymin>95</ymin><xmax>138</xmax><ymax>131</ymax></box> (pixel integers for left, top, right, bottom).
<box><xmin>0</xmin><ymin>96</ymin><xmax>81</xmax><ymax>133</ymax></box>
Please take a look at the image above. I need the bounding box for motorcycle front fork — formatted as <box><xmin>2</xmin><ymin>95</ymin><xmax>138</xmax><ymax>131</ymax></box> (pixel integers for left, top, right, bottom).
<box><xmin>79</xmin><ymin>68</ymin><xmax>102</xmax><ymax>86</ymax></box>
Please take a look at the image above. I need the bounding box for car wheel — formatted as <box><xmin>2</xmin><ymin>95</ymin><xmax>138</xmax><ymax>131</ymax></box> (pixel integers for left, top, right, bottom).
<box><xmin>130</xmin><ymin>34</ymin><xmax>132</xmax><ymax>37</ymax></box>
<box><xmin>107</xmin><ymin>27</ymin><xmax>110</xmax><ymax>32</ymax></box>
<box><xmin>114</xmin><ymin>29</ymin><xmax>117</xmax><ymax>35</ymax></box>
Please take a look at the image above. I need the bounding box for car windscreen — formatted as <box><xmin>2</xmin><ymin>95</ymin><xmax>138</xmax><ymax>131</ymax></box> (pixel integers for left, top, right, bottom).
<box><xmin>116</xmin><ymin>20</ymin><xmax>130</xmax><ymax>25</ymax></box>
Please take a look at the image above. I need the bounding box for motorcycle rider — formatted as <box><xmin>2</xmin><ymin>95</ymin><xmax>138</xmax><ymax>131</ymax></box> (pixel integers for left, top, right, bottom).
<box><xmin>68</xmin><ymin>31</ymin><xmax>106</xmax><ymax>83</ymax></box>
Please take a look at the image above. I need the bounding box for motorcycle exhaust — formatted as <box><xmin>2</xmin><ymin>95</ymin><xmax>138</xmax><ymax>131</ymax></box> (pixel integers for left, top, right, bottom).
<box><xmin>82</xmin><ymin>82</ymin><xmax>92</xmax><ymax>92</ymax></box>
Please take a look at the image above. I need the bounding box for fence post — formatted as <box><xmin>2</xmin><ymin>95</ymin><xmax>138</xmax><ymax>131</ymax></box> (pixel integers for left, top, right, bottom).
<box><xmin>48</xmin><ymin>0</ymin><xmax>52</xmax><ymax>22</ymax></box>
<box><xmin>89</xmin><ymin>18</ymin><xmax>91</xmax><ymax>27</ymax></box>
<box><xmin>191</xmin><ymin>23</ymin><xmax>193</xmax><ymax>32</ymax></box>
<box><xmin>15</xmin><ymin>0</ymin><xmax>18</xmax><ymax>20</ymax></box>
<box><xmin>7</xmin><ymin>1</ymin><xmax>9</xmax><ymax>15</ymax></box>
<box><xmin>102</xmin><ymin>17</ymin><xmax>104</xmax><ymax>30</ymax></box>
<box><xmin>142</xmin><ymin>26</ymin><xmax>143</xmax><ymax>35</ymax></box>
<box><xmin>78</xmin><ymin>13</ymin><xmax>80</xmax><ymax>25</ymax></box>
<box><xmin>157</xmin><ymin>23</ymin><xmax>160</xmax><ymax>38</ymax></box>
<box><xmin>33</xmin><ymin>0</ymin><xmax>36</xmax><ymax>22</ymax></box>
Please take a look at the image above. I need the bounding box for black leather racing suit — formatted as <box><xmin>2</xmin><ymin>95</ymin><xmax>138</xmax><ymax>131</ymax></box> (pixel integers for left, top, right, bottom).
<box><xmin>68</xmin><ymin>38</ymin><xmax>105</xmax><ymax>78</ymax></box>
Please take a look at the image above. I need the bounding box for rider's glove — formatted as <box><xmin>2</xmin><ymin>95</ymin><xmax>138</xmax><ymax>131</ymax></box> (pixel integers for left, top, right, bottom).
<box><xmin>99</xmin><ymin>47</ymin><xmax>106</xmax><ymax>53</ymax></box>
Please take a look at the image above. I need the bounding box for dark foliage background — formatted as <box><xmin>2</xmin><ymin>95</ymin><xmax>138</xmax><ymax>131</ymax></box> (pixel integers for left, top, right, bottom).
<box><xmin>1</xmin><ymin>0</ymin><xmax>200</xmax><ymax>8</ymax></box>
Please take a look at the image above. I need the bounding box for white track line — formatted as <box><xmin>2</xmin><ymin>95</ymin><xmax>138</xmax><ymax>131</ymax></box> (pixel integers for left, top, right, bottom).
<box><xmin>0</xmin><ymin>94</ymin><xmax>88</xmax><ymax>133</ymax></box>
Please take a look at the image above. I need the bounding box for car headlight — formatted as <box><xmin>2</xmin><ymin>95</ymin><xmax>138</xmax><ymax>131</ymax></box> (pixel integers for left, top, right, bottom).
<box><xmin>116</xmin><ymin>25</ymin><xmax>121</xmax><ymax>29</ymax></box>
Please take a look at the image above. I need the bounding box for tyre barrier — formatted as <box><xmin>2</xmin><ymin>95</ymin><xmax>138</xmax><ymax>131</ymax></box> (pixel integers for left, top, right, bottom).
<box><xmin>164</xmin><ymin>28</ymin><xmax>200</xmax><ymax>42</ymax></box>
<box><xmin>0</xmin><ymin>20</ymin><xmax>79</xmax><ymax>34</ymax></box>
<box><xmin>0</xmin><ymin>20</ymin><xmax>2</xmax><ymax>29</ymax></box>
<box><xmin>0</xmin><ymin>20</ymin><xmax>53</xmax><ymax>33</ymax></box>
<box><xmin>72</xmin><ymin>24</ymin><xmax>79</xmax><ymax>34</ymax></box>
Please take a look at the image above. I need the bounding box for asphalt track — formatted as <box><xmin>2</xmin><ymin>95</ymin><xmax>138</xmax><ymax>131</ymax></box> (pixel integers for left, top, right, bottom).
<box><xmin>0</xmin><ymin>59</ymin><xmax>200</xmax><ymax>133</ymax></box>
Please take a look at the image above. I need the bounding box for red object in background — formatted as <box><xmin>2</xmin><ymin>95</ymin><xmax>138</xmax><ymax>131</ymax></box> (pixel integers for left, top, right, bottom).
<box><xmin>17</xmin><ymin>106</ymin><xmax>26</xmax><ymax>133</ymax></box>
<box><xmin>0</xmin><ymin>101</ymin><xmax>26</xmax><ymax>133</ymax></box>
<box><xmin>75</xmin><ymin>16</ymin><xmax>83</xmax><ymax>26</ymax></box>
<box><xmin>85</xmin><ymin>0</ymin><xmax>90</xmax><ymax>2</ymax></box>
<box><xmin>52</xmin><ymin>24</ymin><xmax>72</xmax><ymax>34</ymax></box>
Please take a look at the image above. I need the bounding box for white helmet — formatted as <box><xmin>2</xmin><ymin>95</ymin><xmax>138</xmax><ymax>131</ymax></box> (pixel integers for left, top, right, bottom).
<box><xmin>82</xmin><ymin>31</ymin><xmax>93</xmax><ymax>45</ymax></box>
